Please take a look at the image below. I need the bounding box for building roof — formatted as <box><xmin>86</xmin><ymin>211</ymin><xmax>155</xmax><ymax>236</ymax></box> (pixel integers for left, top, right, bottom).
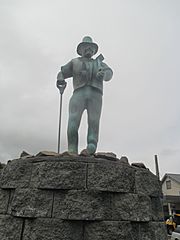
<box><xmin>162</xmin><ymin>173</ymin><xmax>180</xmax><ymax>184</ymax></box>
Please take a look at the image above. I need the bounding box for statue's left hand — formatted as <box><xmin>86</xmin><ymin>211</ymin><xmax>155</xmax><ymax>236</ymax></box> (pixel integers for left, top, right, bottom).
<box><xmin>96</xmin><ymin>69</ymin><xmax>105</xmax><ymax>80</ymax></box>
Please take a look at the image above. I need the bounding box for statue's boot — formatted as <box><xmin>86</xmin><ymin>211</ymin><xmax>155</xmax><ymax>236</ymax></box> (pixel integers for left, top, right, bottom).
<box><xmin>87</xmin><ymin>143</ymin><xmax>96</xmax><ymax>154</ymax></box>
<box><xmin>80</xmin><ymin>143</ymin><xmax>96</xmax><ymax>157</ymax></box>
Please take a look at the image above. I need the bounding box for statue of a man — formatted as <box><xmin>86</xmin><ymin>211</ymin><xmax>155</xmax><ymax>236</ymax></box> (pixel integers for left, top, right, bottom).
<box><xmin>57</xmin><ymin>36</ymin><xmax>113</xmax><ymax>156</ymax></box>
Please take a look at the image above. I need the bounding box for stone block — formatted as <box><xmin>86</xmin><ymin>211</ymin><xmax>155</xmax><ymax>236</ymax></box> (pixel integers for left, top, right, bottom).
<box><xmin>31</xmin><ymin>161</ymin><xmax>86</xmax><ymax>189</ymax></box>
<box><xmin>23</xmin><ymin>218</ymin><xmax>83</xmax><ymax>240</ymax></box>
<box><xmin>151</xmin><ymin>197</ymin><xmax>164</xmax><ymax>221</ymax></box>
<box><xmin>53</xmin><ymin>190</ymin><xmax>110</xmax><ymax>220</ymax></box>
<box><xmin>84</xmin><ymin>221</ymin><xmax>132</xmax><ymax>240</ymax></box>
<box><xmin>0</xmin><ymin>155</ymin><xmax>167</xmax><ymax>240</ymax></box>
<box><xmin>131</xmin><ymin>222</ymin><xmax>168</xmax><ymax>240</ymax></box>
<box><xmin>94</xmin><ymin>152</ymin><xmax>118</xmax><ymax>161</ymax></box>
<box><xmin>0</xmin><ymin>189</ymin><xmax>10</xmax><ymax>214</ymax></box>
<box><xmin>0</xmin><ymin>159</ymin><xmax>32</xmax><ymax>189</ymax></box>
<box><xmin>8</xmin><ymin>188</ymin><xmax>53</xmax><ymax>218</ymax></box>
<box><xmin>112</xmin><ymin>193</ymin><xmax>151</xmax><ymax>221</ymax></box>
<box><xmin>0</xmin><ymin>214</ymin><xmax>23</xmax><ymax>240</ymax></box>
<box><xmin>150</xmin><ymin>222</ymin><xmax>168</xmax><ymax>240</ymax></box>
<box><xmin>135</xmin><ymin>168</ymin><xmax>161</xmax><ymax>197</ymax></box>
<box><xmin>87</xmin><ymin>162</ymin><xmax>135</xmax><ymax>192</ymax></box>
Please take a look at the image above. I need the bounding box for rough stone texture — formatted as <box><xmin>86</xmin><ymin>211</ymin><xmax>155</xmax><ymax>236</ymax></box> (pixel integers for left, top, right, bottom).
<box><xmin>36</xmin><ymin>151</ymin><xmax>59</xmax><ymax>157</ymax></box>
<box><xmin>23</xmin><ymin>218</ymin><xmax>83</xmax><ymax>240</ymax></box>
<box><xmin>132</xmin><ymin>162</ymin><xmax>146</xmax><ymax>169</ymax></box>
<box><xmin>0</xmin><ymin>159</ymin><xmax>32</xmax><ymax>189</ymax></box>
<box><xmin>0</xmin><ymin>214</ymin><xmax>23</xmax><ymax>240</ymax></box>
<box><xmin>20</xmin><ymin>151</ymin><xmax>33</xmax><ymax>158</ymax></box>
<box><xmin>84</xmin><ymin>221</ymin><xmax>132</xmax><ymax>240</ymax></box>
<box><xmin>135</xmin><ymin>168</ymin><xmax>161</xmax><ymax>196</ymax></box>
<box><xmin>151</xmin><ymin>222</ymin><xmax>168</xmax><ymax>240</ymax></box>
<box><xmin>112</xmin><ymin>193</ymin><xmax>151</xmax><ymax>221</ymax></box>
<box><xmin>8</xmin><ymin>188</ymin><xmax>53</xmax><ymax>218</ymax></box>
<box><xmin>151</xmin><ymin>197</ymin><xmax>164</xmax><ymax>221</ymax></box>
<box><xmin>0</xmin><ymin>189</ymin><xmax>10</xmax><ymax>214</ymax></box>
<box><xmin>53</xmin><ymin>190</ymin><xmax>110</xmax><ymax>220</ymax></box>
<box><xmin>87</xmin><ymin>162</ymin><xmax>135</xmax><ymax>192</ymax></box>
<box><xmin>132</xmin><ymin>222</ymin><xmax>168</xmax><ymax>240</ymax></box>
<box><xmin>94</xmin><ymin>152</ymin><xmax>117</xmax><ymax>161</ymax></box>
<box><xmin>0</xmin><ymin>162</ymin><xmax>6</xmax><ymax>173</ymax></box>
<box><xmin>119</xmin><ymin>156</ymin><xmax>129</xmax><ymax>164</ymax></box>
<box><xmin>0</xmin><ymin>155</ymin><xmax>167</xmax><ymax>240</ymax></box>
<box><xmin>31</xmin><ymin>161</ymin><xmax>87</xmax><ymax>189</ymax></box>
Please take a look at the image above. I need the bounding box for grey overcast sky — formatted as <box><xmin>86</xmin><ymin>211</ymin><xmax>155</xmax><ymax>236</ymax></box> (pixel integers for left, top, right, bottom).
<box><xmin>0</xmin><ymin>0</ymin><xmax>180</xmax><ymax>177</ymax></box>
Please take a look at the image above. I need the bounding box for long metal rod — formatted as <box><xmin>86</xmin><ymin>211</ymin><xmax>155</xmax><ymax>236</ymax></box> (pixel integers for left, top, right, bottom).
<box><xmin>57</xmin><ymin>93</ymin><xmax>63</xmax><ymax>153</ymax></box>
<box><xmin>155</xmin><ymin>154</ymin><xmax>160</xmax><ymax>180</ymax></box>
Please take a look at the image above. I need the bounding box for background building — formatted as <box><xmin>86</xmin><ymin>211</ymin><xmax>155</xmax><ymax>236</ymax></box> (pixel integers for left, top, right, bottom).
<box><xmin>162</xmin><ymin>173</ymin><xmax>180</xmax><ymax>220</ymax></box>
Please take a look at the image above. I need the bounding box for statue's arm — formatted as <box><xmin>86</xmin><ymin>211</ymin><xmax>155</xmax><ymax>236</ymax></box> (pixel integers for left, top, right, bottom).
<box><xmin>101</xmin><ymin>62</ymin><xmax>113</xmax><ymax>81</ymax></box>
<box><xmin>57</xmin><ymin>72</ymin><xmax>65</xmax><ymax>85</ymax></box>
<box><xmin>57</xmin><ymin>60</ymin><xmax>73</xmax><ymax>85</ymax></box>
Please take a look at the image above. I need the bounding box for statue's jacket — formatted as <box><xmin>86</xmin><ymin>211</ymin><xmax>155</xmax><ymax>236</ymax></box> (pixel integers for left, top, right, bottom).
<box><xmin>61</xmin><ymin>57</ymin><xmax>113</xmax><ymax>94</ymax></box>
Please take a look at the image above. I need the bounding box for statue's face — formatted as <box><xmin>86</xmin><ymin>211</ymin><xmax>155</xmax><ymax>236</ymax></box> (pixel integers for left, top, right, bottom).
<box><xmin>82</xmin><ymin>46</ymin><xmax>94</xmax><ymax>58</ymax></box>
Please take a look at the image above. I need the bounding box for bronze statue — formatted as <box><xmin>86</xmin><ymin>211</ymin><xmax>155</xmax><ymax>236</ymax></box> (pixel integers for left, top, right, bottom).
<box><xmin>57</xmin><ymin>36</ymin><xmax>113</xmax><ymax>156</ymax></box>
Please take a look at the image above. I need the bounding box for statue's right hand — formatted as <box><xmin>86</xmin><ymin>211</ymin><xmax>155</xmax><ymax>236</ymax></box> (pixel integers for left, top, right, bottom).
<box><xmin>57</xmin><ymin>79</ymin><xmax>66</xmax><ymax>87</ymax></box>
<box><xmin>56</xmin><ymin>80</ymin><xmax>67</xmax><ymax>94</ymax></box>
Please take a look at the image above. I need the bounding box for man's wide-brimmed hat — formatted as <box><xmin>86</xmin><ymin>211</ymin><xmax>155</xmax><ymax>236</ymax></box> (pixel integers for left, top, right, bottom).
<box><xmin>77</xmin><ymin>36</ymin><xmax>98</xmax><ymax>56</ymax></box>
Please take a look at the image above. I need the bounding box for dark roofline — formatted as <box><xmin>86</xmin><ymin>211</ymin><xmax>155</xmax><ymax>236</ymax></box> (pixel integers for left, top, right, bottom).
<box><xmin>161</xmin><ymin>173</ymin><xmax>180</xmax><ymax>184</ymax></box>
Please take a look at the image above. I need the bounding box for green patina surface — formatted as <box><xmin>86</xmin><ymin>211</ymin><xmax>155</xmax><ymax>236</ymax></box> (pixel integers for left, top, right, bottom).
<box><xmin>57</xmin><ymin>36</ymin><xmax>113</xmax><ymax>155</ymax></box>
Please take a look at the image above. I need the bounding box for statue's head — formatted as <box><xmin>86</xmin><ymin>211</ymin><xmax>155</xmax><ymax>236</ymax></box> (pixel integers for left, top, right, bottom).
<box><xmin>77</xmin><ymin>36</ymin><xmax>98</xmax><ymax>58</ymax></box>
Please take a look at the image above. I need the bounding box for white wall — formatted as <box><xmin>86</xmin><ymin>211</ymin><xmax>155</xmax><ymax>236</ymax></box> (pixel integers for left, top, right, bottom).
<box><xmin>162</xmin><ymin>176</ymin><xmax>180</xmax><ymax>196</ymax></box>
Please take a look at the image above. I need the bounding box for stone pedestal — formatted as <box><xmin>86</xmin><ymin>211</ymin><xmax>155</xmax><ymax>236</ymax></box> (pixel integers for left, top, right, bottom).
<box><xmin>0</xmin><ymin>154</ymin><xmax>168</xmax><ymax>239</ymax></box>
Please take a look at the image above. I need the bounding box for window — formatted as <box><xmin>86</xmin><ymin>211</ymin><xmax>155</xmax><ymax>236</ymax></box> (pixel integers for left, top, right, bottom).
<box><xmin>166</xmin><ymin>180</ymin><xmax>171</xmax><ymax>189</ymax></box>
